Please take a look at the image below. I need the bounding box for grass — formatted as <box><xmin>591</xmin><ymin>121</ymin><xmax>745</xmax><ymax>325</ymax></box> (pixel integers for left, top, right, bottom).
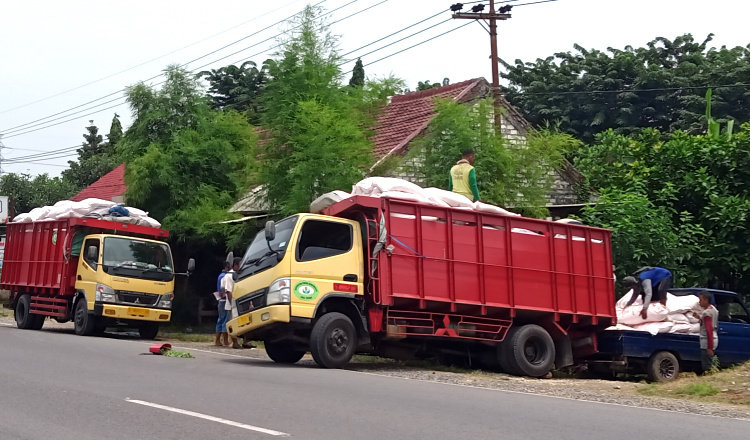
<box><xmin>0</xmin><ymin>305</ymin><xmax>12</xmax><ymax>318</ymax></box>
<box><xmin>636</xmin><ymin>361</ymin><xmax>750</xmax><ymax>406</ymax></box>
<box><xmin>162</xmin><ymin>349</ymin><xmax>194</xmax><ymax>358</ymax></box>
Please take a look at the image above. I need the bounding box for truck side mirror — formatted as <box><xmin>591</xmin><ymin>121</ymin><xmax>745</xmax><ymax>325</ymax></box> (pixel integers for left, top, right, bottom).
<box><xmin>87</xmin><ymin>246</ymin><xmax>98</xmax><ymax>261</ymax></box>
<box><xmin>265</xmin><ymin>220</ymin><xmax>276</xmax><ymax>242</ymax></box>
<box><xmin>187</xmin><ymin>258</ymin><xmax>195</xmax><ymax>274</ymax></box>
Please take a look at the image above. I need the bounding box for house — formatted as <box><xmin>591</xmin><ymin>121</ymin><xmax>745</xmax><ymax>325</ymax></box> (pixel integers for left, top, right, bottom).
<box><xmin>76</xmin><ymin>79</ymin><xmax>591</xmax><ymax>219</ymax></box>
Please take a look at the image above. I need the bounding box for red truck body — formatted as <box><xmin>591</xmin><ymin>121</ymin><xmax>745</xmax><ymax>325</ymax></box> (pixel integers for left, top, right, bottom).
<box><xmin>324</xmin><ymin>196</ymin><xmax>616</xmax><ymax>364</ymax></box>
<box><xmin>1</xmin><ymin>218</ymin><xmax>169</xmax><ymax>299</ymax></box>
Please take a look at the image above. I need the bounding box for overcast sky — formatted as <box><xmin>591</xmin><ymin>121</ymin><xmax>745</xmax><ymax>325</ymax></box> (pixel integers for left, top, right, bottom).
<box><xmin>1</xmin><ymin>0</ymin><xmax>748</xmax><ymax>177</ymax></box>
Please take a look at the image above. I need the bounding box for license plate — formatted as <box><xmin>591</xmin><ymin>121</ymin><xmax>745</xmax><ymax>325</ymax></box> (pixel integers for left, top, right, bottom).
<box><xmin>128</xmin><ymin>307</ymin><xmax>148</xmax><ymax>316</ymax></box>
<box><xmin>238</xmin><ymin>314</ymin><xmax>252</xmax><ymax>326</ymax></box>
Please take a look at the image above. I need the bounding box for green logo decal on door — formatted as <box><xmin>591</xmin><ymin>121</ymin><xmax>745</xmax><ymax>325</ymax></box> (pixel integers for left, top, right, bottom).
<box><xmin>294</xmin><ymin>281</ymin><xmax>319</xmax><ymax>300</ymax></box>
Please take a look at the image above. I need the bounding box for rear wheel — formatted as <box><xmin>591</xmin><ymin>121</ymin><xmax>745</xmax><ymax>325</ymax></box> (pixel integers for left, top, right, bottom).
<box><xmin>265</xmin><ymin>340</ymin><xmax>306</xmax><ymax>364</ymax></box>
<box><xmin>310</xmin><ymin>312</ymin><xmax>357</xmax><ymax>368</ymax></box>
<box><xmin>647</xmin><ymin>351</ymin><xmax>679</xmax><ymax>382</ymax></box>
<box><xmin>73</xmin><ymin>299</ymin><xmax>96</xmax><ymax>336</ymax></box>
<box><xmin>15</xmin><ymin>294</ymin><xmax>43</xmax><ymax>330</ymax></box>
<box><xmin>138</xmin><ymin>323</ymin><xmax>160</xmax><ymax>340</ymax></box>
<box><xmin>505</xmin><ymin>324</ymin><xmax>555</xmax><ymax>377</ymax></box>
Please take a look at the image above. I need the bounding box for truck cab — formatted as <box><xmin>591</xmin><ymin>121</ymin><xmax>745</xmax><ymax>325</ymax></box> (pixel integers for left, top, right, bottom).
<box><xmin>225</xmin><ymin>214</ymin><xmax>366</xmax><ymax>365</ymax></box>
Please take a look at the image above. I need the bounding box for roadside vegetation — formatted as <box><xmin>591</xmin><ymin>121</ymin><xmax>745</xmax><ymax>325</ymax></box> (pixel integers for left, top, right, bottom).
<box><xmin>637</xmin><ymin>361</ymin><xmax>750</xmax><ymax>406</ymax></box>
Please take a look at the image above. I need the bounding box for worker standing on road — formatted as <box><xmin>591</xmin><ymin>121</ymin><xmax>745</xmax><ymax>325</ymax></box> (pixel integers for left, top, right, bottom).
<box><xmin>222</xmin><ymin>257</ymin><xmax>255</xmax><ymax>349</ymax></box>
<box><xmin>693</xmin><ymin>290</ymin><xmax>719</xmax><ymax>373</ymax></box>
<box><xmin>214</xmin><ymin>262</ymin><xmax>231</xmax><ymax>347</ymax></box>
<box><xmin>449</xmin><ymin>149</ymin><xmax>480</xmax><ymax>201</ymax></box>
<box><xmin>622</xmin><ymin>266</ymin><xmax>672</xmax><ymax>319</ymax></box>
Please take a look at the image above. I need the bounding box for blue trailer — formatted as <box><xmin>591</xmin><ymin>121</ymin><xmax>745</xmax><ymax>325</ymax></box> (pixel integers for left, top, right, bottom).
<box><xmin>589</xmin><ymin>288</ymin><xmax>750</xmax><ymax>381</ymax></box>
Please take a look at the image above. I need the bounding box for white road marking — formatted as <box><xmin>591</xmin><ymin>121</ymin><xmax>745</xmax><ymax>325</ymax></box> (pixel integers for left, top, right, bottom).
<box><xmin>126</xmin><ymin>399</ymin><xmax>289</xmax><ymax>436</ymax></box>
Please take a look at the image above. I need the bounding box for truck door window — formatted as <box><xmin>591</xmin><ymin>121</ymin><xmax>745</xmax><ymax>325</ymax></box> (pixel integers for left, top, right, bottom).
<box><xmin>297</xmin><ymin>220</ymin><xmax>352</xmax><ymax>262</ymax></box>
<box><xmin>716</xmin><ymin>296</ymin><xmax>749</xmax><ymax>324</ymax></box>
<box><xmin>83</xmin><ymin>238</ymin><xmax>100</xmax><ymax>270</ymax></box>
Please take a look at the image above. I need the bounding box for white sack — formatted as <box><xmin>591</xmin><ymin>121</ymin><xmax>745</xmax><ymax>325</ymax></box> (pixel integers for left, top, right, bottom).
<box><xmin>665</xmin><ymin>292</ymin><xmax>700</xmax><ymax>314</ymax></box>
<box><xmin>631</xmin><ymin>321</ymin><xmax>674</xmax><ymax>336</ymax></box>
<box><xmin>310</xmin><ymin>190</ymin><xmax>351</xmax><ymax>213</ymax></box>
<box><xmin>474</xmin><ymin>201</ymin><xmax>520</xmax><ymax>216</ymax></box>
<box><xmin>78</xmin><ymin>198</ymin><xmax>117</xmax><ymax>210</ymax></box>
<box><xmin>27</xmin><ymin>207</ymin><xmax>50</xmax><ymax>222</ymax></box>
<box><xmin>124</xmin><ymin>206</ymin><xmax>148</xmax><ymax>218</ymax></box>
<box><xmin>667</xmin><ymin>312</ymin><xmax>690</xmax><ymax>324</ymax></box>
<box><xmin>352</xmin><ymin>177</ymin><xmax>425</xmax><ymax>197</ymax></box>
<box><xmin>604</xmin><ymin>324</ymin><xmax>637</xmax><ymax>331</ymax></box>
<box><xmin>379</xmin><ymin>191</ymin><xmax>443</xmax><ymax>206</ymax></box>
<box><xmin>616</xmin><ymin>289</ymin><xmax>638</xmax><ymax>309</ymax></box>
<box><xmin>668</xmin><ymin>323</ymin><xmax>693</xmax><ymax>333</ymax></box>
<box><xmin>687</xmin><ymin>313</ymin><xmax>700</xmax><ymax>324</ymax></box>
<box><xmin>617</xmin><ymin>302</ymin><xmax>669</xmax><ymax>326</ymax></box>
<box><xmin>12</xmin><ymin>213</ymin><xmax>32</xmax><ymax>223</ymax></box>
<box><xmin>422</xmin><ymin>187</ymin><xmax>475</xmax><ymax>208</ymax></box>
<box><xmin>689</xmin><ymin>323</ymin><xmax>700</xmax><ymax>334</ymax></box>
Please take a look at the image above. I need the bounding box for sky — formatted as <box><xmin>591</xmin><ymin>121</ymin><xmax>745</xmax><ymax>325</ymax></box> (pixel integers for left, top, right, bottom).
<box><xmin>1</xmin><ymin>0</ymin><xmax>748</xmax><ymax>177</ymax></box>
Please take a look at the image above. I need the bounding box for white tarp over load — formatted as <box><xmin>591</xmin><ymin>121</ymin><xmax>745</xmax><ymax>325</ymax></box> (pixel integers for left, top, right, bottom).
<box><xmin>12</xmin><ymin>198</ymin><xmax>162</xmax><ymax>228</ymax></box>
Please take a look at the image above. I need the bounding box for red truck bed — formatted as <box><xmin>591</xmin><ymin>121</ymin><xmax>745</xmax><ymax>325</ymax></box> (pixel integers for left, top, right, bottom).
<box><xmin>0</xmin><ymin>217</ymin><xmax>169</xmax><ymax>297</ymax></box>
<box><xmin>326</xmin><ymin>196</ymin><xmax>616</xmax><ymax>327</ymax></box>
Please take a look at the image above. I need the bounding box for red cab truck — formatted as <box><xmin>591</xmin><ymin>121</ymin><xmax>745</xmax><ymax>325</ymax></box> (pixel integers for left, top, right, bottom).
<box><xmin>225</xmin><ymin>196</ymin><xmax>616</xmax><ymax>376</ymax></box>
<box><xmin>1</xmin><ymin>218</ymin><xmax>192</xmax><ymax>338</ymax></box>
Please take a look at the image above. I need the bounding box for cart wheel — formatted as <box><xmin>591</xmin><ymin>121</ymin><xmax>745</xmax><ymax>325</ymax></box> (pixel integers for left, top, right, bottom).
<box><xmin>647</xmin><ymin>351</ymin><xmax>680</xmax><ymax>382</ymax></box>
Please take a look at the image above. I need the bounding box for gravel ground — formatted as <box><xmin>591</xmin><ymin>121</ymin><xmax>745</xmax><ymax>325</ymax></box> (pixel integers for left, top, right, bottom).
<box><xmin>4</xmin><ymin>314</ymin><xmax>750</xmax><ymax>421</ymax></box>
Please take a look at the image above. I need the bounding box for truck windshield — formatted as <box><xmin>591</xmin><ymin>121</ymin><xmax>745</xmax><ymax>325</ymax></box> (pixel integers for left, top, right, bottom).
<box><xmin>102</xmin><ymin>237</ymin><xmax>174</xmax><ymax>282</ymax></box>
<box><xmin>237</xmin><ymin>216</ymin><xmax>297</xmax><ymax>280</ymax></box>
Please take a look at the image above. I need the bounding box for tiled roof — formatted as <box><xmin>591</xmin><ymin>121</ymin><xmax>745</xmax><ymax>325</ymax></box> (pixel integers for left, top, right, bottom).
<box><xmin>70</xmin><ymin>163</ymin><xmax>127</xmax><ymax>202</ymax></box>
<box><xmin>371</xmin><ymin>78</ymin><xmax>484</xmax><ymax>159</ymax></box>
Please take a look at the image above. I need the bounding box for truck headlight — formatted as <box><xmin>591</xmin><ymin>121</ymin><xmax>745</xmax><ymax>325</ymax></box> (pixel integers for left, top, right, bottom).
<box><xmin>96</xmin><ymin>284</ymin><xmax>116</xmax><ymax>302</ymax></box>
<box><xmin>158</xmin><ymin>293</ymin><xmax>174</xmax><ymax>309</ymax></box>
<box><xmin>266</xmin><ymin>278</ymin><xmax>291</xmax><ymax>305</ymax></box>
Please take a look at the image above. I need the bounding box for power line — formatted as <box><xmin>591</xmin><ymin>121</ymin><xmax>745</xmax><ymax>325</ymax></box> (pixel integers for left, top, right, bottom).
<box><xmin>364</xmin><ymin>21</ymin><xmax>474</xmax><ymax>67</ymax></box>
<box><xmin>0</xmin><ymin>0</ymin><xmax>308</xmax><ymax>116</ymax></box>
<box><xmin>510</xmin><ymin>83</ymin><xmax>750</xmax><ymax>96</ymax></box>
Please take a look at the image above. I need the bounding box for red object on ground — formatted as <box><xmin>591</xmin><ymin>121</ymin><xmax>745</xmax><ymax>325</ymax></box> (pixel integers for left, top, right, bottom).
<box><xmin>150</xmin><ymin>343</ymin><xmax>171</xmax><ymax>354</ymax></box>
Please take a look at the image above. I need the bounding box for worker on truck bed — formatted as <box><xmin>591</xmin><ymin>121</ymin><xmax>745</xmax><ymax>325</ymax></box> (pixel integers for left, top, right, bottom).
<box><xmin>622</xmin><ymin>266</ymin><xmax>672</xmax><ymax>319</ymax></box>
<box><xmin>449</xmin><ymin>149</ymin><xmax>480</xmax><ymax>201</ymax></box>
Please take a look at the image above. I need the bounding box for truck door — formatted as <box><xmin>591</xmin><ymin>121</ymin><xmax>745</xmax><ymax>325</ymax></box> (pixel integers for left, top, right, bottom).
<box><xmin>75</xmin><ymin>238</ymin><xmax>100</xmax><ymax>308</ymax></box>
<box><xmin>714</xmin><ymin>294</ymin><xmax>750</xmax><ymax>365</ymax></box>
<box><xmin>290</xmin><ymin>218</ymin><xmax>363</xmax><ymax>318</ymax></box>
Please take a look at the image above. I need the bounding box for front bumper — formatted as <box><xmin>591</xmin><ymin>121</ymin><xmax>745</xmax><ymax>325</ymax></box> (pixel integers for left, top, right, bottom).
<box><xmin>226</xmin><ymin>305</ymin><xmax>290</xmax><ymax>338</ymax></box>
<box><xmin>95</xmin><ymin>303</ymin><xmax>171</xmax><ymax>322</ymax></box>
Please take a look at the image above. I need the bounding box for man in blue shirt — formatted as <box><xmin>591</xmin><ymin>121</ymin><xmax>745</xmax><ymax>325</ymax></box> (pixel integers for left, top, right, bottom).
<box><xmin>622</xmin><ymin>266</ymin><xmax>672</xmax><ymax>319</ymax></box>
<box><xmin>214</xmin><ymin>262</ymin><xmax>231</xmax><ymax>346</ymax></box>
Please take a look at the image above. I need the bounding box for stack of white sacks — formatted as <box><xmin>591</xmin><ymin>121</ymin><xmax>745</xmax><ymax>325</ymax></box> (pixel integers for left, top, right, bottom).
<box><xmin>310</xmin><ymin>177</ymin><xmax>520</xmax><ymax>216</ymax></box>
<box><xmin>606</xmin><ymin>291</ymin><xmax>701</xmax><ymax>336</ymax></box>
<box><xmin>12</xmin><ymin>198</ymin><xmax>161</xmax><ymax>228</ymax></box>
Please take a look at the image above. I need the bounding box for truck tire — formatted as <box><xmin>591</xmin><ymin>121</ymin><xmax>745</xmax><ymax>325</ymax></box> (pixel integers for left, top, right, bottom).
<box><xmin>15</xmin><ymin>294</ymin><xmax>43</xmax><ymax>330</ymax></box>
<box><xmin>138</xmin><ymin>323</ymin><xmax>160</xmax><ymax>340</ymax></box>
<box><xmin>506</xmin><ymin>324</ymin><xmax>555</xmax><ymax>377</ymax></box>
<box><xmin>73</xmin><ymin>299</ymin><xmax>96</xmax><ymax>336</ymax></box>
<box><xmin>310</xmin><ymin>312</ymin><xmax>356</xmax><ymax>369</ymax></box>
<box><xmin>647</xmin><ymin>351</ymin><xmax>680</xmax><ymax>382</ymax></box>
<box><xmin>265</xmin><ymin>340</ymin><xmax>306</xmax><ymax>364</ymax></box>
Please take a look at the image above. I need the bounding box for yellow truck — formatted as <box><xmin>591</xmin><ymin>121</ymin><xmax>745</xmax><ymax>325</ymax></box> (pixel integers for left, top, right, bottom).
<box><xmin>1</xmin><ymin>217</ymin><xmax>194</xmax><ymax>339</ymax></box>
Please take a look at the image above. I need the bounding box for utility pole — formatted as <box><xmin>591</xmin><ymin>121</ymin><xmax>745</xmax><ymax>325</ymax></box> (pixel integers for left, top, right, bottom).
<box><xmin>451</xmin><ymin>1</ymin><xmax>512</xmax><ymax>129</ymax></box>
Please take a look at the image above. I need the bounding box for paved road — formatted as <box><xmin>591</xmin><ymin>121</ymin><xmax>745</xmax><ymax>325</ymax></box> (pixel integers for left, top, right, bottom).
<box><xmin>1</xmin><ymin>323</ymin><xmax>749</xmax><ymax>440</ymax></box>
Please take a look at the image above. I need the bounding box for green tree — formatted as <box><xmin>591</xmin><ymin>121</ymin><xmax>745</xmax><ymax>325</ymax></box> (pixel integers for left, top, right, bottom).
<box><xmin>348</xmin><ymin>58</ymin><xmax>365</xmax><ymax>87</ymax></box>
<box><xmin>0</xmin><ymin>172</ymin><xmax>78</xmax><ymax>215</ymax></box>
<box><xmin>416</xmin><ymin>80</ymin><xmax>441</xmax><ymax>91</ymax></box>
<box><xmin>63</xmin><ymin>115</ymin><xmax>122</xmax><ymax>189</ymax></box>
<box><xmin>501</xmin><ymin>34</ymin><xmax>750</xmax><ymax>143</ymax></box>
<box><xmin>575</xmin><ymin>124</ymin><xmax>750</xmax><ymax>293</ymax></box>
<box><xmin>118</xmin><ymin>65</ymin><xmax>258</xmax><ymax>241</ymax></box>
<box><xmin>259</xmin><ymin>5</ymin><xmax>373</xmax><ymax>215</ymax></box>
<box><xmin>199</xmin><ymin>61</ymin><xmax>267</xmax><ymax>123</ymax></box>
<box><xmin>406</xmin><ymin>98</ymin><xmax>575</xmax><ymax>217</ymax></box>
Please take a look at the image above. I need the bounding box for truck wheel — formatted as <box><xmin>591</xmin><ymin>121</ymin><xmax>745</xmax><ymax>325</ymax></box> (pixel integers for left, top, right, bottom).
<box><xmin>310</xmin><ymin>312</ymin><xmax>356</xmax><ymax>368</ymax></box>
<box><xmin>15</xmin><ymin>294</ymin><xmax>42</xmax><ymax>330</ymax></box>
<box><xmin>73</xmin><ymin>299</ymin><xmax>96</xmax><ymax>336</ymax></box>
<box><xmin>138</xmin><ymin>323</ymin><xmax>160</xmax><ymax>340</ymax></box>
<box><xmin>497</xmin><ymin>332</ymin><xmax>520</xmax><ymax>375</ymax></box>
<box><xmin>506</xmin><ymin>324</ymin><xmax>555</xmax><ymax>377</ymax></box>
<box><xmin>265</xmin><ymin>340</ymin><xmax>306</xmax><ymax>364</ymax></box>
<box><xmin>647</xmin><ymin>351</ymin><xmax>680</xmax><ymax>382</ymax></box>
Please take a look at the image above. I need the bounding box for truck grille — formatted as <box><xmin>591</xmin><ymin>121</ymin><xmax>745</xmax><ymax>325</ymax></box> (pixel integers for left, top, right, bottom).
<box><xmin>237</xmin><ymin>288</ymin><xmax>267</xmax><ymax>315</ymax></box>
<box><xmin>116</xmin><ymin>291</ymin><xmax>159</xmax><ymax>306</ymax></box>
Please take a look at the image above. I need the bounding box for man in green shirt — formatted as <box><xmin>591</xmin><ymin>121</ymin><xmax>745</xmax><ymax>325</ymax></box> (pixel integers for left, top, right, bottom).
<box><xmin>449</xmin><ymin>149</ymin><xmax>480</xmax><ymax>201</ymax></box>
